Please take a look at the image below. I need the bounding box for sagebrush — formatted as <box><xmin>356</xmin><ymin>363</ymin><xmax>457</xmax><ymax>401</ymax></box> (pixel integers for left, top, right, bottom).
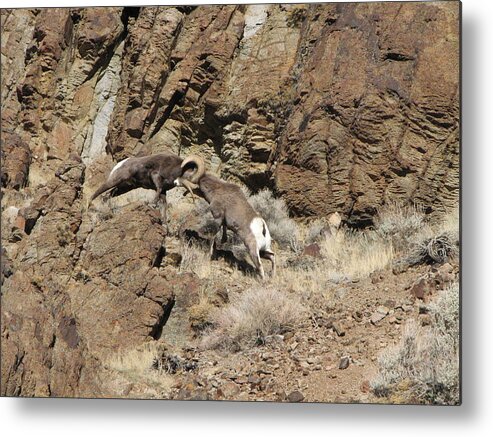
<box><xmin>248</xmin><ymin>189</ymin><xmax>301</xmax><ymax>252</ymax></box>
<box><xmin>371</xmin><ymin>282</ymin><xmax>460</xmax><ymax>405</ymax></box>
<box><xmin>201</xmin><ymin>287</ymin><xmax>306</xmax><ymax>351</ymax></box>
<box><xmin>375</xmin><ymin>202</ymin><xmax>426</xmax><ymax>254</ymax></box>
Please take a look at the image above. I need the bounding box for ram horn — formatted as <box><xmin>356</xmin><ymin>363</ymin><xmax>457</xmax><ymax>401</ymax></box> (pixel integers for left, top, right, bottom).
<box><xmin>181</xmin><ymin>155</ymin><xmax>205</xmax><ymax>184</ymax></box>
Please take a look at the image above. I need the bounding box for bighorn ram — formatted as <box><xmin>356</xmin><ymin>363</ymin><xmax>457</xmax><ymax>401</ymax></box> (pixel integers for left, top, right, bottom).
<box><xmin>175</xmin><ymin>156</ymin><xmax>276</xmax><ymax>279</ymax></box>
<box><xmin>89</xmin><ymin>152</ymin><xmax>198</xmax><ymax>223</ymax></box>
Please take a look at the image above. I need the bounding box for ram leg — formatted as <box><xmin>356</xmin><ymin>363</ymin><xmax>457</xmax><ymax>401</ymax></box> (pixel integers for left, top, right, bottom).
<box><xmin>88</xmin><ymin>170</ymin><xmax>130</xmax><ymax>208</ymax></box>
<box><xmin>261</xmin><ymin>251</ymin><xmax>276</xmax><ymax>277</ymax></box>
<box><xmin>246</xmin><ymin>238</ymin><xmax>264</xmax><ymax>280</ymax></box>
<box><xmin>221</xmin><ymin>224</ymin><xmax>228</xmax><ymax>244</ymax></box>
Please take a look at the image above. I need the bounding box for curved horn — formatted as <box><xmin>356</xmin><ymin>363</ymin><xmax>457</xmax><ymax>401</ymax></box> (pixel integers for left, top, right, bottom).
<box><xmin>181</xmin><ymin>155</ymin><xmax>205</xmax><ymax>184</ymax></box>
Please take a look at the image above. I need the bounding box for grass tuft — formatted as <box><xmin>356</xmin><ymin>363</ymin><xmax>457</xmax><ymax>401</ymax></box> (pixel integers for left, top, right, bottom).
<box><xmin>179</xmin><ymin>241</ymin><xmax>212</xmax><ymax>279</ymax></box>
<box><xmin>319</xmin><ymin>227</ymin><xmax>393</xmax><ymax>281</ymax></box>
<box><xmin>201</xmin><ymin>287</ymin><xmax>306</xmax><ymax>351</ymax></box>
<box><xmin>105</xmin><ymin>343</ymin><xmax>174</xmax><ymax>391</ymax></box>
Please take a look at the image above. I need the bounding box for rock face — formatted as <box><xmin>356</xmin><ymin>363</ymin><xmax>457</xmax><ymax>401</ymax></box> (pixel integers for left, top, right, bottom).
<box><xmin>2</xmin><ymin>4</ymin><xmax>459</xmax><ymax>219</ymax></box>
<box><xmin>272</xmin><ymin>2</ymin><xmax>460</xmax><ymax>225</ymax></box>
<box><xmin>1</xmin><ymin>3</ymin><xmax>459</xmax><ymax>397</ymax></box>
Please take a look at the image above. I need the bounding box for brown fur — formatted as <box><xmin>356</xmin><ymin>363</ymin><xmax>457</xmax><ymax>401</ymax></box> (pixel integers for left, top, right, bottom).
<box><xmin>89</xmin><ymin>153</ymin><xmax>184</xmax><ymax>224</ymax></box>
<box><xmin>176</xmin><ymin>169</ymin><xmax>275</xmax><ymax>279</ymax></box>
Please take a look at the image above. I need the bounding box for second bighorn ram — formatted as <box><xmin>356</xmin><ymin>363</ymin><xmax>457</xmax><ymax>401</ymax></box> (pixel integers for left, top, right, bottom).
<box><xmin>88</xmin><ymin>152</ymin><xmax>198</xmax><ymax>223</ymax></box>
<box><xmin>174</xmin><ymin>155</ymin><xmax>276</xmax><ymax>279</ymax></box>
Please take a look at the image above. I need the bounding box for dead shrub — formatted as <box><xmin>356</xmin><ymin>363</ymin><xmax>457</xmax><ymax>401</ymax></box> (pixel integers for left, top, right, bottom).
<box><xmin>397</xmin><ymin>208</ymin><xmax>459</xmax><ymax>267</ymax></box>
<box><xmin>201</xmin><ymin>287</ymin><xmax>306</xmax><ymax>351</ymax></box>
<box><xmin>371</xmin><ymin>281</ymin><xmax>460</xmax><ymax>405</ymax></box>
<box><xmin>375</xmin><ymin>202</ymin><xmax>426</xmax><ymax>254</ymax></box>
<box><xmin>407</xmin><ymin>232</ymin><xmax>459</xmax><ymax>265</ymax></box>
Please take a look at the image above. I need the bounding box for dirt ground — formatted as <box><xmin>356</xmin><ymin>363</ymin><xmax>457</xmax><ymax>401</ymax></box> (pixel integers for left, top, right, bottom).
<box><xmin>101</xmin><ymin>229</ymin><xmax>457</xmax><ymax>404</ymax></box>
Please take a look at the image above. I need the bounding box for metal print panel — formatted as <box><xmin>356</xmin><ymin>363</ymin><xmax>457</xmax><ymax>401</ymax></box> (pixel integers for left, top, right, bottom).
<box><xmin>0</xmin><ymin>1</ymin><xmax>460</xmax><ymax>404</ymax></box>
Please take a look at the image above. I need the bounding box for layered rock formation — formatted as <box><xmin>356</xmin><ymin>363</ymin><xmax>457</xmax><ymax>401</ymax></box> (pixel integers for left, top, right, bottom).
<box><xmin>1</xmin><ymin>2</ymin><xmax>459</xmax><ymax>397</ymax></box>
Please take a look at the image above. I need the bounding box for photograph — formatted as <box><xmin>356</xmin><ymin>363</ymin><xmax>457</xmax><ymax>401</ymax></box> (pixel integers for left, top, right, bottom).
<box><xmin>1</xmin><ymin>1</ymin><xmax>460</xmax><ymax>405</ymax></box>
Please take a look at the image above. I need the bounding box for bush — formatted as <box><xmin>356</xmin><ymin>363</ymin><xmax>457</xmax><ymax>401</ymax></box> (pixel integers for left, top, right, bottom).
<box><xmin>407</xmin><ymin>232</ymin><xmax>459</xmax><ymax>265</ymax></box>
<box><xmin>304</xmin><ymin>218</ymin><xmax>329</xmax><ymax>245</ymax></box>
<box><xmin>376</xmin><ymin>204</ymin><xmax>459</xmax><ymax>268</ymax></box>
<box><xmin>397</xmin><ymin>208</ymin><xmax>459</xmax><ymax>267</ymax></box>
<box><xmin>201</xmin><ymin>287</ymin><xmax>306</xmax><ymax>351</ymax></box>
<box><xmin>248</xmin><ymin>189</ymin><xmax>301</xmax><ymax>252</ymax></box>
<box><xmin>371</xmin><ymin>282</ymin><xmax>460</xmax><ymax>405</ymax></box>
<box><xmin>375</xmin><ymin>202</ymin><xmax>426</xmax><ymax>253</ymax></box>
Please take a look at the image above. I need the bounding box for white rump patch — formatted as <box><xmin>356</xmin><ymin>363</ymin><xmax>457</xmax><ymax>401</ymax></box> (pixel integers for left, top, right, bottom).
<box><xmin>109</xmin><ymin>158</ymin><xmax>129</xmax><ymax>177</ymax></box>
<box><xmin>250</xmin><ymin>217</ymin><xmax>272</xmax><ymax>253</ymax></box>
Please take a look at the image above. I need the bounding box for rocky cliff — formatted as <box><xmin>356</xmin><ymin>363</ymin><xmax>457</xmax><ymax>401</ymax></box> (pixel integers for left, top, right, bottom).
<box><xmin>1</xmin><ymin>3</ymin><xmax>459</xmax><ymax>398</ymax></box>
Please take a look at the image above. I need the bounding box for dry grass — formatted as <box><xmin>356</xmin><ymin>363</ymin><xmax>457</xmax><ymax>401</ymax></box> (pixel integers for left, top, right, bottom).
<box><xmin>172</xmin><ymin>195</ymin><xmax>455</xmax><ymax>295</ymax></box>
<box><xmin>320</xmin><ymin>228</ymin><xmax>394</xmax><ymax>280</ymax></box>
<box><xmin>105</xmin><ymin>195</ymin><xmax>458</xmax><ymax>402</ymax></box>
<box><xmin>178</xmin><ymin>232</ymin><xmax>271</xmax><ymax>284</ymax></box>
<box><xmin>187</xmin><ymin>280</ymin><xmax>220</xmax><ymax>332</ymax></box>
<box><xmin>440</xmin><ymin>208</ymin><xmax>459</xmax><ymax>234</ymax></box>
<box><xmin>374</xmin><ymin>203</ymin><xmax>459</xmax><ymax>269</ymax></box>
<box><xmin>275</xmin><ymin>257</ymin><xmax>331</xmax><ymax>297</ymax></box>
<box><xmin>176</xmin><ymin>220</ymin><xmax>394</xmax><ymax>302</ymax></box>
<box><xmin>371</xmin><ymin>281</ymin><xmax>460</xmax><ymax>405</ymax></box>
<box><xmin>188</xmin><ymin>298</ymin><xmax>216</xmax><ymax>332</ymax></box>
<box><xmin>277</xmin><ymin>226</ymin><xmax>393</xmax><ymax>287</ymax></box>
<box><xmin>105</xmin><ymin>342</ymin><xmax>174</xmax><ymax>390</ymax></box>
<box><xmin>201</xmin><ymin>287</ymin><xmax>307</xmax><ymax>351</ymax></box>
<box><xmin>179</xmin><ymin>240</ymin><xmax>212</xmax><ymax>279</ymax></box>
